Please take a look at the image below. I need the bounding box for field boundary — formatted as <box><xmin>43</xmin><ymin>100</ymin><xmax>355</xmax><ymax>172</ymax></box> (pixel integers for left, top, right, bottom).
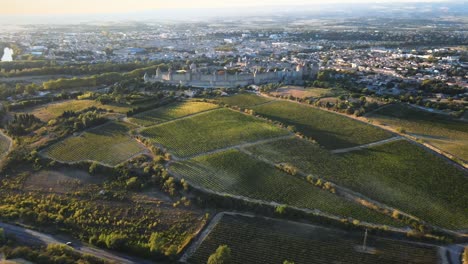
<box><xmin>331</xmin><ymin>136</ymin><xmax>403</xmax><ymax>154</ymax></box>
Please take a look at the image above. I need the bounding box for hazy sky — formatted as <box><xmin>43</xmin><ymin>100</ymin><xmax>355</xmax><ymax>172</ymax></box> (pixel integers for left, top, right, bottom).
<box><xmin>2</xmin><ymin>0</ymin><xmax>450</xmax><ymax>15</ymax></box>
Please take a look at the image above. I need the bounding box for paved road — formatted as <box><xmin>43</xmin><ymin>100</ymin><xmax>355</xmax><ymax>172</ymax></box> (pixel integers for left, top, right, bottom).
<box><xmin>0</xmin><ymin>222</ymin><xmax>155</xmax><ymax>264</ymax></box>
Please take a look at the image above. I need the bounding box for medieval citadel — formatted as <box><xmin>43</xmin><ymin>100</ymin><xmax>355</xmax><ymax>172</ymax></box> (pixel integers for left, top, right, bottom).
<box><xmin>144</xmin><ymin>61</ymin><xmax>319</xmax><ymax>88</ymax></box>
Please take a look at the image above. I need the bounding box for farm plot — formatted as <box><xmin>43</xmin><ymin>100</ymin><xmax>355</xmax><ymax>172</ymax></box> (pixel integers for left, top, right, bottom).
<box><xmin>271</xmin><ymin>86</ymin><xmax>347</xmax><ymax>98</ymax></box>
<box><xmin>16</xmin><ymin>99</ymin><xmax>131</xmax><ymax>121</ymax></box>
<box><xmin>171</xmin><ymin>149</ymin><xmax>402</xmax><ymax>226</ymax></box>
<box><xmin>128</xmin><ymin>101</ymin><xmax>218</xmax><ymax>126</ymax></box>
<box><xmin>246</xmin><ymin>138</ymin><xmax>468</xmax><ymax>229</ymax></box>
<box><xmin>44</xmin><ymin>122</ymin><xmax>146</xmax><ymax>166</ymax></box>
<box><xmin>23</xmin><ymin>168</ymin><xmax>103</xmax><ymax>193</ymax></box>
<box><xmin>369</xmin><ymin>103</ymin><xmax>468</xmax><ymax>161</ymax></box>
<box><xmin>189</xmin><ymin>214</ymin><xmax>439</xmax><ymax>264</ymax></box>
<box><xmin>253</xmin><ymin>100</ymin><xmax>392</xmax><ymax>149</ymax></box>
<box><xmin>215</xmin><ymin>93</ymin><xmax>272</xmax><ymax>107</ymax></box>
<box><xmin>141</xmin><ymin>108</ymin><xmax>289</xmax><ymax>158</ymax></box>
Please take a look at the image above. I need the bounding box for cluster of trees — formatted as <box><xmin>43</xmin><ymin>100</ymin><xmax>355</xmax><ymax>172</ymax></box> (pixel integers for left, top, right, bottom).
<box><xmin>420</xmin><ymin>79</ymin><xmax>466</xmax><ymax>96</ymax></box>
<box><xmin>6</xmin><ymin>113</ymin><xmax>42</xmax><ymax>136</ymax></box>
<box><xmin>55</xmin><ymin>107</ymin><xmax>108</xmax><ymax>132</ymax></box>
<box><xmin>0</xmin><ymin>191</ymin><xmax>192</xmax><ymax>260</ymax></box>
<box><xmin>42</xmin><ymin>64</ymin><xmax>166</xmax><ymax>91</ymax></box>
<box><xmin>0</xmin><ymin>243</ymin><xmax>107</xmax><ymax>264</ymax></box>
<box><xmin>0</xmin><ymin>61</ymin><xmax>167</xmax><ymax>78</ymax></box>
<box><xmin>207</xmin><ymin>245</ymin><xmax>232</xmax><ymax>264</ymax></box>
<box><xmin>7</xmin><ymin>92</ymin><xmax>82</xmax><ymax>111</ymax></box>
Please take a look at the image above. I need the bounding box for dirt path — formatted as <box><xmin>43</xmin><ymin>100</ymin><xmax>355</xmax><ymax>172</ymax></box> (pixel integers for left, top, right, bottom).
<box><xmin>331</xmin><ymin>136</ymin><xmax>403</xmax><ymax>154</ymax></box>
<box><xmin>171</xmin><ymin>134</ymin><xmax>295</xmax><ymax>161</ymax></box>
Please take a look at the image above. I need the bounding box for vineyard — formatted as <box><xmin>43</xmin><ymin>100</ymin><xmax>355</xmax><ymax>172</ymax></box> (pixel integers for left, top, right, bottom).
<box><xmin>128</xmin><ymin>101</ymin><xmax>219</xmax><ymax>126</ymax></box>
<box><xmin>189</xmin><ymin>214</ymin><xmax>439</xmax><ymax>264</ymax></box>
<box><xmin>44</xmin><ymin>121</ymin><xmax>146</xmax><ymax>166</ymax></box>
<box><xmin>246</xmin><ymin>138</ymin><xmax>468</xmax><ymax>229</ymax></box>
<box><xmin>252</xmin><ymin>100</ymin><xmax>392</xmax><ymax>149</ymax></box>
<box><xmin>215</xmin><ymin>93</ymin><xmax>272</xmax><ymax>107</ymax></box>
<box><xmin>17</xmin><ymin>99</ymin><xmax>132</xmax><ymax>121</ymax></box>
<box><xmin>171</xmin><ymin>149</ymin><xmax>401</xmax><ymax>226</ymax></box>
<box><xmin>369</xmin><ymin>103</ymin><xmax>468</xmax><ymax>161</ymax></box>
<box><xmin>140</xmin><ymin>108</ymin><xmax>289</xmax><ymax>158</ymax></box>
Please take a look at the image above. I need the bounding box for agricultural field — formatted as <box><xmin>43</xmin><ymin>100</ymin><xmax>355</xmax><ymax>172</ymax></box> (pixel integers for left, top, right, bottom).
<box><xmin>215</xmin><ymin>93</ymin><xmax>272</xmax><ymax>107</ymax></box>
<box><xmin>368</xmin><ymin>103</ymin><xmax>468</xmax><ymax>161</ymax></box>
<box><xmin>189</xmin><ymin>214</ymin><xmax>439</xmax><ymax>264</ymax></box>
<box><xmin>44</xmin><ymin>121</ymin><xmax>146</xmax><ymax>166</ymax></box>
<box><xmin>171</xmin><ymin>149</ymin><xmax>401</xmax><ymax>226</ymax></box>
<box><xmin>23</xmin><ymin>168</ymin><xmax>103</xmax><ymax>194</ymax></box>
<box><xmin>128</xmin><ymin>101</ymin><xmax>218</xmax><ymax>127</ymax></box>
<box><xmin>0</xmin><ymin>132</ymin><xmax>11</xmax><ymax>157</ymax></box>
<box><xmin>15</xmin><ymin>99</ymin><xmax>131</xmax><ymax>121</ymax></box>
<box><xmin>246</xmin><ymin>138</ymin><xmax>468</xmax><ymax>229</ymax></box>
<box><xmin>271</xmin><ymin>85</ymin><xmax>347</xmax><ymax>98</ymax></box>
<box><xmin>253</xmin><ymin>100</ymin><xmax>392</xmax><ymax>149</ymax></box>
<box><xmin>141</xmin><ymin>108</ymin><xmax>289</xmax><ymax>158</ymax></box>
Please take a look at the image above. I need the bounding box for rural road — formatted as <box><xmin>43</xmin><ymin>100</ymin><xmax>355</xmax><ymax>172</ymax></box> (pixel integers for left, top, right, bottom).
<box><xmin>0</xmin><ymin>222</ymin><xmax>155</xmax><ymax>264</ymax></box>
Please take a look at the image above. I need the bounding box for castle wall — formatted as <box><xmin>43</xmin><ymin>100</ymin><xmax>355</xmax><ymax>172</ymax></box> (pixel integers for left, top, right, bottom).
<box><xmin>147</xmin><ymin>69</ymin><xmax>304</xmax><ymax>88</ymax></box>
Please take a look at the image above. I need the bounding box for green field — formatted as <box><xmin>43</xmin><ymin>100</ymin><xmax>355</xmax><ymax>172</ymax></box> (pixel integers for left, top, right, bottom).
<box><xmin>252</xmin><ymin>100</ymin><xmax>392</xmax><ymax>149</ymax></box>
<box><xmin>272</xmin><ymin>86</ymin><xmax>347</xmax><ymax>98</ymax></box>
<box><xmin>18</xmin><ymin>99</ymin><xmax>132</xmax><ymax>121</ymax></box>
<box><xmin>369</xmin><ymin>103</ymin><xmax>468</xmax><ymax>161</ymax></box>
<box><xmin>128</xmin><ymin>101</ymin><xmax>218</xmax><ymax>126</ymax></box>
<box><xmin>216</xmin><ymin>93</ymin><xmax>272</xmax><ymax>108</ymax></box>
<box><xmin>189</xmin><ymin>214</ymin><xmax>439</xmax><ymax>264</ymax></box>
<box><xmin>44</xmin><ymin>122</ymin><xmax>145</xmax><ymax>166</ymax></box>
<box><xmin>0</xmin><ymin>132</ymin><xmax>10</xmax><ymax>157</ymax></box>
<box><xmin>246</xmin><ymin>138</ymin><xmax>468</xmax><ymax>229</ymax></box>
<box><xmin>141</xmin><ymin>108</ymin><xmax>289</xmax><ymax>158</ymax></box>
<box><xmin>171</xmin><ymin>149</ymin><xmax>401</xmax><ymax>226</ymax></box>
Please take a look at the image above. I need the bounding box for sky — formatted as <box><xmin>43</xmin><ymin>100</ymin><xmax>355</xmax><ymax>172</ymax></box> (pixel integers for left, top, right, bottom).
<box><xmin>1</xmin><ymin>0</ymin><xmax>451</xmax><ymax>15</ymax></box>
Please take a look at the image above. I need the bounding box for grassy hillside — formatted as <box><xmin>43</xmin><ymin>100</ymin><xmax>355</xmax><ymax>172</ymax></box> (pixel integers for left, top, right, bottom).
<box><xmin>141</xmin><ymin>108</ymin><xmax>289</xmax><ymax>158</ymax></box>
<box><xmin>171</xmin><ymin>149</ymin><xmax>401</xmax><ymax>225</ymax></box>
<box><xmin>44</xmin><ymin>122</ymin><xmax>145</xmax><ymax>166</ymax></box>
<box><xmin>246</xmin><ymin>138</ymin><xmax>468</xmax><ymax>229</ymax></box>
<box><xmin>128</xmin><ymin>101</ymin><xmax>218</xmax><ymax>126</ymax></box>
<box><xmin>190</xmin><ymin>214</ymin><xmax>439</xmax><ymax>264</ymax></box>
<box><xmin>369</xmin><ymin>103</ymin><xmax>468</xmax><ymax>161</ymax></box>
<box><xmin>253</xmin><ymin>100</ymin><xmax>392</xmax><ymax>149</ymax></box>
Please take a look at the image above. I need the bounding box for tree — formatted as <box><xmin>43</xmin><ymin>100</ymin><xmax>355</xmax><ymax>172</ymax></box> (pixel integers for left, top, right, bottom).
<box><xmin>0</xmin><ymin>227</ymin><xmax>5</xmax><ymax>245</ymax></box>
<box><xmin>463</xmin><ymin>246</ymin><xmax>468</xmax><ymax>264</ymax></box>
<box><xmin>284</xmin><ymin>261</ymin><xmax>295</xmax><ymax>264</ymax></box>
<box><xmin>149</xmin><ymin>232</ymin><xmax>166</xmax><ymax>253</ymax></box>
<box><xmin>207</xmin><ymin>245</ymin><xmax>232</xmax><ymax>264</ymax></box>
